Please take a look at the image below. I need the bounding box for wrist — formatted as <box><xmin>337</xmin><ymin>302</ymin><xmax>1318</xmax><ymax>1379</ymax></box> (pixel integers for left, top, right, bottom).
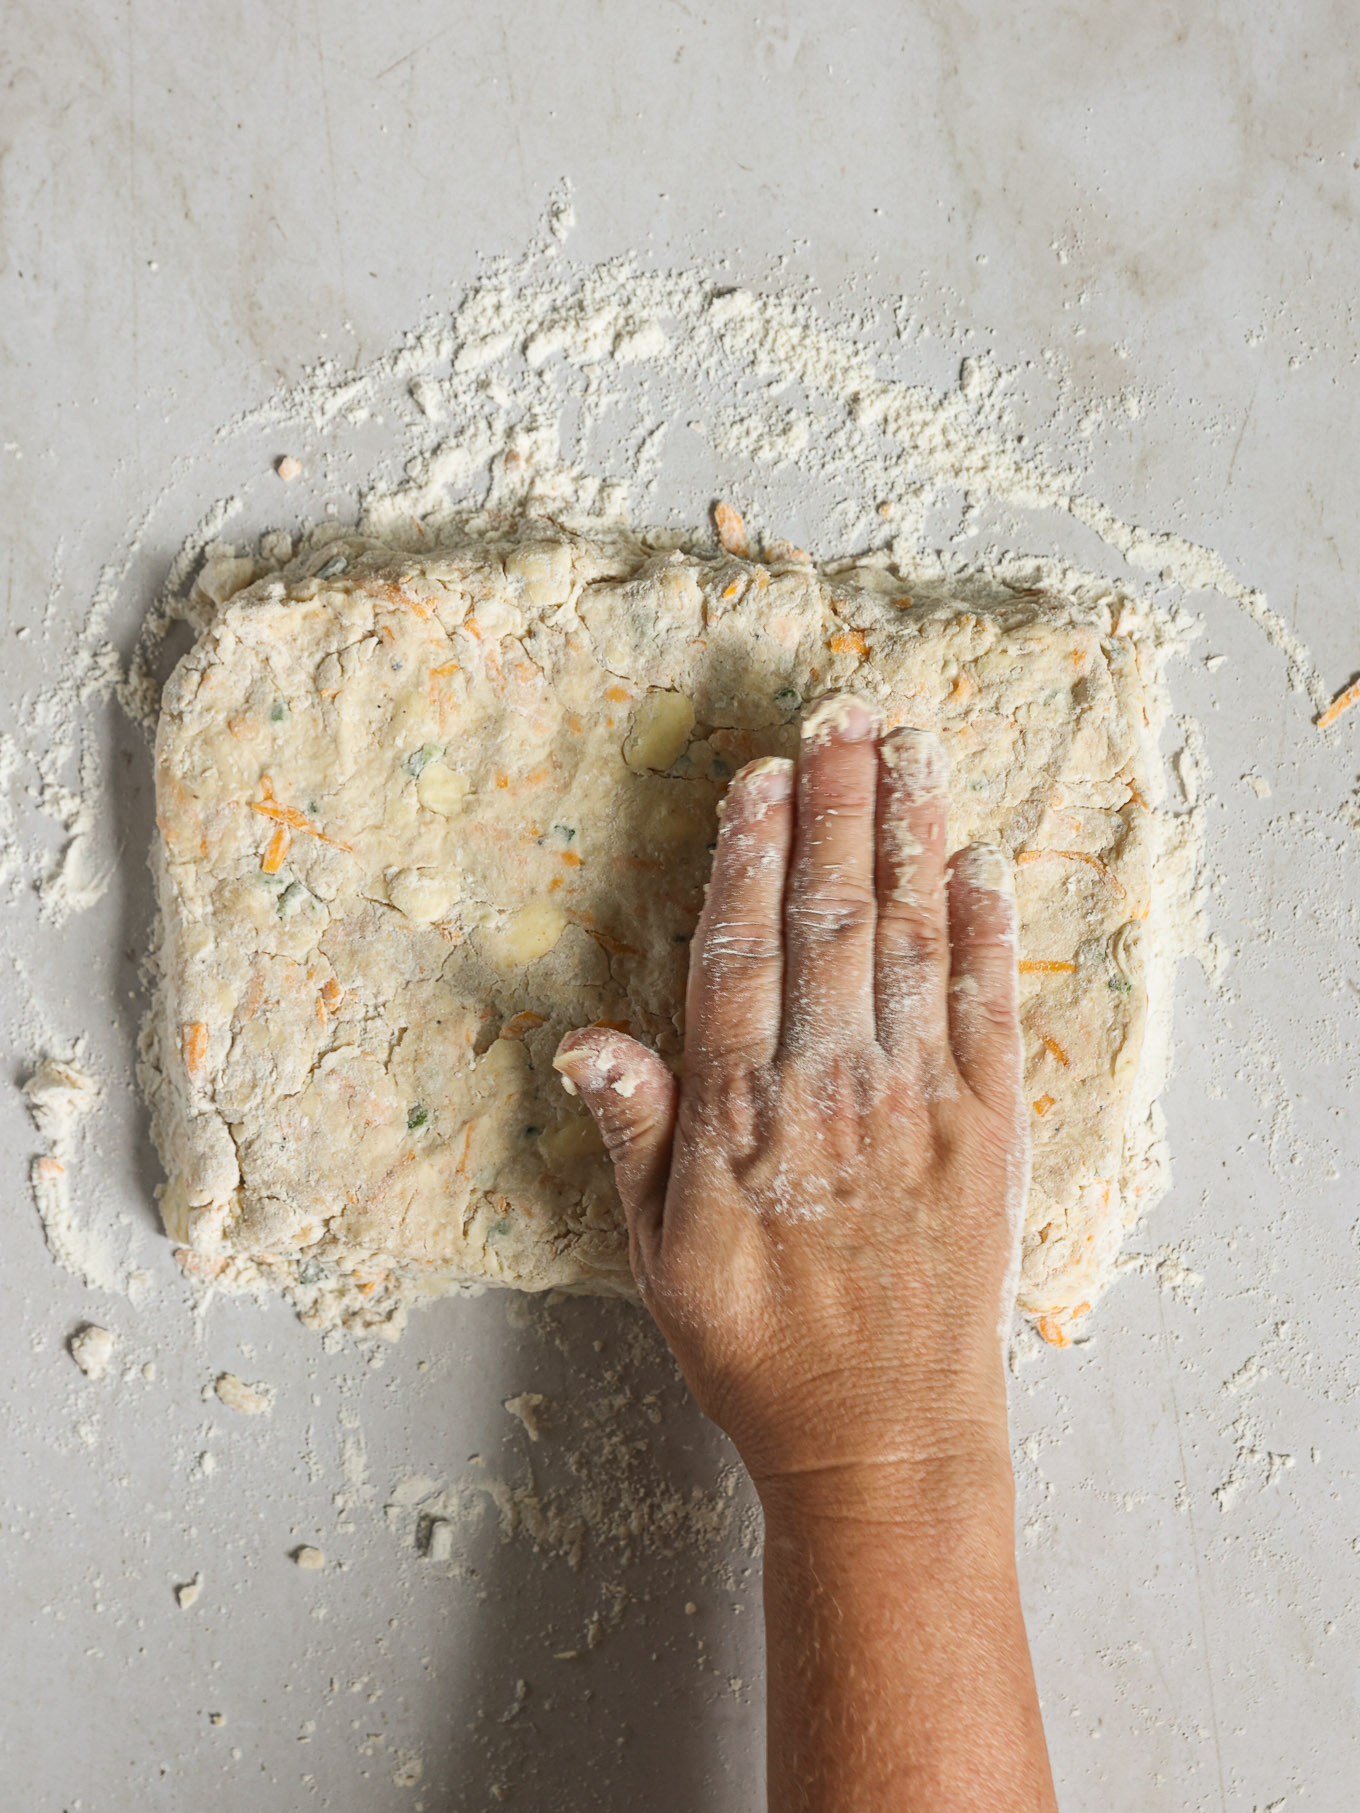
<box><xmin>754</xmin><ymin>1441</ymin><xmax>1016</xmax><ymax>1538</ymax></box>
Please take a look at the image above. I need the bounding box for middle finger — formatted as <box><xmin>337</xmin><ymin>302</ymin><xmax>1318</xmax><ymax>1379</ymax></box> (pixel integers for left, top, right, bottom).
<box><xmin>781</xmin><ymin>693</ymin><xmax>881</xmax><ymax>1053</ymax></box>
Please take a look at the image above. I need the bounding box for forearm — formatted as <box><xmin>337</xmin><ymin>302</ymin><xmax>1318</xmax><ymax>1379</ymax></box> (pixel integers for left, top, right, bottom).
<box><xmin>759</xmin><ymin>1456</ymin><xmax>1057</xmax><ymax>1813</ymax></box>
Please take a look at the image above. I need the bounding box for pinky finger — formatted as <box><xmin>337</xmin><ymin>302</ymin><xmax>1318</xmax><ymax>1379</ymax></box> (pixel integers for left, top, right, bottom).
<box><xmin>945</xmin><ymin>843</ymin><xmax>1022</xmax><ymax>1108</ymax></box>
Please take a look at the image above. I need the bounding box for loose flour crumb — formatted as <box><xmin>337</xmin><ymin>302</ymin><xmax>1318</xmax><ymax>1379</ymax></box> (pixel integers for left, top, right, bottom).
<box><xmin>68</xmin><ymin>1323</ymin><xmax>115</xmax><ymax>1379</ymax></box>
<box><xmin>214</xmin><ymin>1372</ymin><xmax>273</xmax><ymax>1416</ymax></box>
<box><xmin>503</xmin><ymin>1393</ymin><xmax>547</xmax><ymax>1442</ymax></box>
<box><xmin>24</xmin><ymin>1055</ymin><xmax>102</xmax><ymax>1144</ymax></box>
<box><xmin>425</xmin><ymin>1520</ymin><xmax>455</xmax><ymax>1564</ymax></box>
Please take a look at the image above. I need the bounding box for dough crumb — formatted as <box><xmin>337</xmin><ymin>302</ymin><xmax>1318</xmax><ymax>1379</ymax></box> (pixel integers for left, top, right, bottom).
<box><xmin>504</xmin><ymin>1392</ymin><xmax>547</xmax><ymax>1441</ymax></box>
<box><xmin>275</xmin><ymin>455</ymin><xmax>302</xmax><ymax>481</ymax></box>
<box><xmin>1242</xmin><ymin>773</ymin><xmax>1271</xmax><ymax>798</ymax></box>
<box><xmin>293</xmin><ymin>1545</ymin><xmax>326</xmax><ymax>1570</ymax></box>
<box><xmin>69</xmin><ymin>1323</ymin><xmax>115</xmax><ymax>1380</ymax></box>
<box><xmin>24</xmin><ymin>1056</ymin><xmax>102</xmax><ymax>1144</ymax></box>
<box><xmin>175</xmin><ymin>1573</ymin><xmax>203</xmax><ymax>1609</ymax></box>
<box><xmin>215</xmin><ymin>1372</ymin><xmax>273</xmax><ymax>1415</ymax></box>
<box><xmin>426</xmin><ymin>1519</ymin><xmax>455</xmax><ymax>1563</ymax></box>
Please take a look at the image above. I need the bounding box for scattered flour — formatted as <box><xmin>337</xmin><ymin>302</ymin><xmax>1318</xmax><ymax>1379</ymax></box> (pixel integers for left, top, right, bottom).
<box><xmin>393</xmin><ymin>1324</ymin><xmax>749</xmax><ymax>1578</ymax></box>
<box><xmin>1116</xmin><ymin>1243</ymin><xmax>1205</xmax><ymax>1306</ymax></box>
<box><xmin>1214</xmin><ymin>1416</ymin><xmax>1296</xmax><ymax>1512</ymax></box>
<box><xmin>5</xmin><ymin>192</ymin><xmax>1355</xmax><ymax>1813</ymax></box>
<box><xmin>1224</xmin><ymin>1354</ymin><xmax>1270</xmax><ymax>1395</ymax></box>
<box><xmin>21</xmin><ymin>1054</ymin><xmax>145</xmax><ymax>1299</ymax></box>
<box><xmin>14</xmin><ymin>196</ymin><xmax>1355</xmax><ymax>1345</ymax></box>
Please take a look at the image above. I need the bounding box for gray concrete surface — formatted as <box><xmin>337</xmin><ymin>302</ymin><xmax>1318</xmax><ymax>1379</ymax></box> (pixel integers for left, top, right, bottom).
<box><xmin>4</xmin><ymin>3</ymin><xmax>1360</xmax><ymax>1807</ymax></box>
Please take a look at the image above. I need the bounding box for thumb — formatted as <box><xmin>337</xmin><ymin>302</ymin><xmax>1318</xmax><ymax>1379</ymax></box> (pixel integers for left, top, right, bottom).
<box><xmin>552</xmin><ymin>1028</ymin><xmax>679</xmax><ymax>1268</ymax></box>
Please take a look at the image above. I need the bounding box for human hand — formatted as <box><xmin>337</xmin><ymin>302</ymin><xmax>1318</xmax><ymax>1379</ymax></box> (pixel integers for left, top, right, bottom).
<box><xmin>554</xmin><ymin>695</ymin><xmax>1029</xmax><ymax>1515</ymax></box>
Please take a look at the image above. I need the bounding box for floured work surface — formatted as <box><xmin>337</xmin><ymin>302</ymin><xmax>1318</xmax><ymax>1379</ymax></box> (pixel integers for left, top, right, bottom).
<box><xmin>146</xmin><ymin>530</ymin><xmax>1167</xmax><ymax>1340</ymax></box>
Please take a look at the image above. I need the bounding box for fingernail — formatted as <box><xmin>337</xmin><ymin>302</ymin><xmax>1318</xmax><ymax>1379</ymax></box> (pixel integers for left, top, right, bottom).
<box><xmin>882</xmin><ymin>726</ymin><xmax>948</xmax><ymax>791</ymax></box>
<box><xmin>554</xmin><ymin>1032</ymin><xmax>651</xmax><ymax>1099</ymax></box>
<box><xmin>952</xmin><ymin>842</ymin><xmax>1014</xmax><ymax>896</ymax></box>
<box><xmin>553</xmin><ymin>1043</ymin><xmax>603</xmax><ymax>1095</ymax></box>
<box><xmin>800</xmin><ymin>691</ymin><xmax>881</xmax><ymax>747</ymax></box>
<box><xmin>736</xmin><ymin>755</ymin><xmax>795</xmax><ymax>798</ymax></box>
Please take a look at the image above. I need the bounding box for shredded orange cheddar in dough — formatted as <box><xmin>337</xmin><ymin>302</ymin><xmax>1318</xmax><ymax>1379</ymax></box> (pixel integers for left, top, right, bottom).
<box><xmin>182</xmin><ymin>1022</ymin><xmax>209</xmax><ymax>1076</ymax></box>
<box><xmin>1316</xmin><ymin>676</ymin><xmax>1360</xmax><ymax>729</ymax></box>
<box><xmin>713</xmin><ymin>500</ymin><xmax>750</xmax><ymax>557</ymax></box>
<box><xmin>1017</xmin><ymin>848</ymin><xmax>1126</xmax><ymax>898</ymax></box>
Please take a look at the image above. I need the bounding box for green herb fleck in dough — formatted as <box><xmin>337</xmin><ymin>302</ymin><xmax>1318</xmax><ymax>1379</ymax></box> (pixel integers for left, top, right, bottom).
<box><xmin>407</xmin><ymin>1105</ymin><xmax>429</xmax><ymax>1130</ymax></box>
<box><xmin>406</xmin><ymin>743</ymin><xmax>445</xmax><ymax>779</ymax></box>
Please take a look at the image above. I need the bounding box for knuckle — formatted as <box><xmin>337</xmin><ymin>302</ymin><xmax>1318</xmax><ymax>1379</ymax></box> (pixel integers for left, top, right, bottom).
<box><xmin>953</xmin><ymin>981</ymin><xmax>1019</xmax><ymax>1028</ymax></box>
<box><xmin>700</xmin><ymin>921</ymin><xmax>783</xmax><ymax>971</ymax></box>
<box><xmin>591</xmin><ymin>1099</ymin><xmax>659</xmax><ymax>1162</ymax></box>
<box><xmin>787</xmin><ymin>887</ymin><xmax>875</xmax><ymax>943</ymax></box>
<box><xmin>877</xmin><ymin>905</ymin><xmax>950</xmax><ymax>966</ymax></box>
<box><xmin>597</xmin><ymin>1113</ymin><xmax>639</xmax><ymax>1161</ymax></box>
<box><xmin>805</xmin><ymin>782</ymin><xmax>875</xmax><ymax>822</ymax></box>
<box><xmin>957</xmin><ymin>993</ymin><xmax>1022</xmax><ymax>1037</ymax></box>
<box><xmin>800</xmin><ymin>749</ymin><xmax>876</xmax><ymax>805</ymax></box>
<box><xmin>680</xmin><ymin>1063</ymin><xmax>763</xmax><ymax>1145</ymax></box>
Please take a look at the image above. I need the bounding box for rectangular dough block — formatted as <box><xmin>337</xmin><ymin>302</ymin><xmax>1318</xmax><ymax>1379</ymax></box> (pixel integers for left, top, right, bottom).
<box><xmin>145</xmin><ymin>532</ymin><xmax>1165</xmax><ymax>1339</ymax></box>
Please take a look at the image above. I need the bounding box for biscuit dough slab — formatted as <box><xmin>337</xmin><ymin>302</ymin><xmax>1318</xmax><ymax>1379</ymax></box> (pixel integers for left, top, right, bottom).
<box><xmin>146</xmin><ymin>532</ymin><xmax>1164</xmax><ymax>1339</ymax></box>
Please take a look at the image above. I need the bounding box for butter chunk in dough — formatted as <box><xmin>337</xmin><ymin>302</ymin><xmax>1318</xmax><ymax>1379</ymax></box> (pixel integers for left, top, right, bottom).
<box><xmin>145</xmin><ymin>532</ymin><xmax>1167</xmax><ymax>1340</ymax></box>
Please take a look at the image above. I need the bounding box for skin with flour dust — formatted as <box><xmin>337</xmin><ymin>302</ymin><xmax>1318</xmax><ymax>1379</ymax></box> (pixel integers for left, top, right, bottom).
<box><xmin>555</xmin><ymin>692</ymin><xmax>1056</xmax><ymax>1813</ymax></box>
